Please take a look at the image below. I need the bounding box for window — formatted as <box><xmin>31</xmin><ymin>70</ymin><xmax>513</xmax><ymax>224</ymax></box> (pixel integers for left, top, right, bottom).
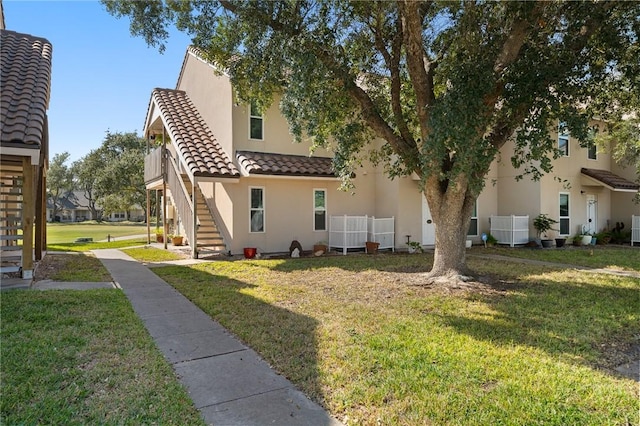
<box><xmin>467</xmin><ymin>202</ymin><xmax>478</xmax><ymax>236</ymax></box>
<box><xmin>249</xmin><ymin>102</ymin><xmax>263</xmax><ymax>140</ymax></box>
<box><xmin>558</xmin><ymin>122</ymin><xmax>569</xmax><ymax>157</ymax></box>
<box><xmin>559</xmin><ymin>193</ymin><xmax>570</xmax><ymax>236</ymax></box>
<box><xmin>250</xmin><ymin>187</ymin><xmax>264</xmax><ymax>232</ymax></box>
<box><xmin>587</xmin><ymin>135</ymin><xmax>597</xmax><ymax>160</ymax></box>
<box><xmin>313</xmin><ymin>189</ymin><xmax>327</xmax><ymax>231</ymax></box>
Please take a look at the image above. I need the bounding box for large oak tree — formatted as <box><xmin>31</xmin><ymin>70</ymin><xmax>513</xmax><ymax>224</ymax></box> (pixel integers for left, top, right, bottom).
<box><xmin>104</xmin><ymin>0</ymin><xmax>638</xmax><ymax>283</ymax></box>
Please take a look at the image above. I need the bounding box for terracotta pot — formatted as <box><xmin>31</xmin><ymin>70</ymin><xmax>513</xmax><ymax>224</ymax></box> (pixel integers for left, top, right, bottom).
<box><xmin>156</xmin><ymin>234</ymin><xmax>163</xmax><ymax>243</ymax></box>
<box><xmin>172</xmin><ymin>236</ymin><xmax>184</xmax><ymax>246</ymax></box>
<box><xmin>365</xmin><ymin>241</ymin><xmax>380</xmax><ymax>254</ymax></box>
<box><xmin>313</xmin><ymin>244</ymin><xmax>328</xmax><ymax>254</ymax></box>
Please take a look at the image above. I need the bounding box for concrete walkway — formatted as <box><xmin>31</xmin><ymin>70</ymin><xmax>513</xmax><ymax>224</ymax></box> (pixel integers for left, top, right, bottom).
<box><xmin>92</xmin><ymin>249</ymin><xmax>342</xmax><ymax>426</ymax></box>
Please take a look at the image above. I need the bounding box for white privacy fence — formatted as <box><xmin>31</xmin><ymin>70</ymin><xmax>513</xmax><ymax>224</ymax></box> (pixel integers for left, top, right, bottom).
<box><xmin>632</xmin><ymin>215</ymin><xmax>640</xmax><ymax>246</ymax></box>
<box><xmin>367</xmin><ymin>216</ymin><xmax>395</xmax><ymax>252</ymax></box>
<box><xmin>490</xmin><ymin>215</ymin><xmax>530</xmax><ymax>247</ymax></box>
<box><xmin>329</xmin><ymin>215</ymin><xmax>395</xmax><ymax>255</ymax></box>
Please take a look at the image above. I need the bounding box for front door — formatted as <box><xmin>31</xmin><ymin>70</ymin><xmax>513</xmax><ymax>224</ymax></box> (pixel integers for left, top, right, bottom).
<box><xmin>422</xmin><ymin>196</ymin><xmax>436</xmax><ymax>246</ymax></box>
<box><xmin>586</xmin><ymin>194</ymin><xmax>597</xmax><ymax>234</ymax></box>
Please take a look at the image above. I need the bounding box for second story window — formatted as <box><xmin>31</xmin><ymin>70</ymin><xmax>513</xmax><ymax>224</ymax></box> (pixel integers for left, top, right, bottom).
<box><xmin>558</xmin><ymin>122</ymin><xmax>569</xmax><ymax>157</ymax></box>
<box><xmin>249</xmin><ymin>102</ymin><xmax>264</xmax><ymax>140</ymax></box>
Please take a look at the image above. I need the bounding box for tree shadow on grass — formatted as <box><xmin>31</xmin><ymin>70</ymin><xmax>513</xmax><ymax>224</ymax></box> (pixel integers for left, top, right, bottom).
<box><xmin>263</xmin><ymin>252</ymin><xmax>435</xmax><ymax>274</ymax></box>
<box><xmin>152</xmin><ymin>264</ymin><xmax>331</xmax><ymax>409</ymax></box>
<box><xmin>440</xmin><ymin>273</ymin><xmax>640</xmax><ymax>376</ymax></box>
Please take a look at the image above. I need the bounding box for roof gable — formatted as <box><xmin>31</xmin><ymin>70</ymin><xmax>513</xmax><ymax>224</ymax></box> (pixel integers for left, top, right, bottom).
<box><xmin>0</xmin><ymin>29</ymin><xmax>52</xmax><ymax>148</ymax></box>
<box><xmin>581</xmin><ymin>168</ymin><xmax>640</xmax><ymax>192</ymax></box>
<box><xmin>150</xmin><ymin>88</ymin><xmax>239</xmax><ymax>178</ymax></box>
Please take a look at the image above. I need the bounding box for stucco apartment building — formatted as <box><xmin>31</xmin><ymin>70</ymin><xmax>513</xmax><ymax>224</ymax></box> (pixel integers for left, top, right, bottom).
<box><xmin>143</xmin><ymin>46</ymin><xmax>638</xmax><ymax>257</ymax></box>
<box><xmin>0</xmin><ymin>5</ymin><xmax>52</xmax><ymax>278</ymax></box>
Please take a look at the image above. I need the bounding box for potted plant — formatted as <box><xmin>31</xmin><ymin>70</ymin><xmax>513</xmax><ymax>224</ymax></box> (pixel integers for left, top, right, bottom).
<box><xmin>313</xmin><ymin>241</ymin><xmax>328</xmax><ymax>255</ymax></box>
<box><xmin>555</xmin><ymin>237</ymin><xmax>566</xmax><ymax>248</ymax></box>
<box><xmin>171</xmin><ymin>234</ymin><xmax>184</xmax><ymax>246</ymax></box>
<box><xmin>365</xmin><ymin>241</ymin><xmax>380</xmax><ymax>254</ymax></box>
<box><xmin>407</xmin><ymin>241</ymin><xmax>423</xmax><ymax>254</ymax></box>
<box><xmin>155</xmin><ymin>230</ymin><xmax>164</xmax><ymax>243</ymax></box>
<box><xmin>533</xmin><ymin>214</ymin><xmax>558</xmax><ymax>248</ymax></box>
<box><xmin>580</xmin><ymin>226</ymin><xmax>593</xmax><ymax>245</ymax></box>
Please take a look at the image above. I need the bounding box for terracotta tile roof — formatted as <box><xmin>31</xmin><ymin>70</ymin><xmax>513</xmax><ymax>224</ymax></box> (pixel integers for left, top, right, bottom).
<box><xmin>236</xmin><ymin>151</ymin><xmax>336</xmax><ymax>177</ymax></box>
<box><xmin>150</xmin><ymin>88</ymin><xmax>239</xmax><ymax>178</ymax></box>
<box><xmin>581</xmin><ymin>168</ymin><xmax>639</xmax><ymax>191</ymax></box>
<box><xmin>0</xmin><ymin>29</ymin><xmax>52</xmax><ymax>148</ymax></box>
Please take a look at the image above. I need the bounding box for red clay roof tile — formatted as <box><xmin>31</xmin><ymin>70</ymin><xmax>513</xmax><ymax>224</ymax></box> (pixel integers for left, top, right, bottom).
<box><xmin>1</xmin><ymin>29</ymin><xmax>52</xmax><ymax>148</ymax></box>
<box><xmin>236</xmin><ymin>151</ymin><xmax>336</xmax><ymax>177</ymax></box>
<box><xmin>581</xmin><ymin>168</ymin><xmax>639</xmax><ymax>191</ymax></box>
<box><xmin>150</xmin><ymin>88</ymin><xmax>239</xmax><ymax>178</ymax></box>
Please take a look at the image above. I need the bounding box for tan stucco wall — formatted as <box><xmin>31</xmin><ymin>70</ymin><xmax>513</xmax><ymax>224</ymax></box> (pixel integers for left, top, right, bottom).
<box><xmin>214</xmin><ymin>173</ymin><xmax>375</xmax><ymax>254</ymax></box>
<box><xmin>177</xmin><ymin>53</ymin><xmax>235</xmax><ymax>156</ymax></box>
<box><xmin>610</xmin><ymin>145</ymin><xmax>640</xmax><ymax>226</ymax></box>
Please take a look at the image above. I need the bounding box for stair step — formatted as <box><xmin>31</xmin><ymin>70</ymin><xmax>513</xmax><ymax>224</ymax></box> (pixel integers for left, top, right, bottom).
<box><xmin>0</xmin><ymin>207</ymin><xmax>22</xmax><ymax>212</ymax></box>
<box><xmin>1</xmin><ymin>246</ymin><xmax>22</xmax><ymax>252</ymax></box>
<box><xmin>1</xmin><ymin>255</ymin><xmax>22</xmax><ymax>262</ymax></box>
<box><xmin>0</xmin><ymin>235</ymin><xmax>22</xmax><ymax>241</ymax></box>
<box><xmin>0</xmin><ymin>265</ymin><xmax>21</xmax><ymax>274</ymax></box>
<box><xmin>0</xmin><ymin>226</ymin><xmax>21</xmax><ymax>231</ymax></box>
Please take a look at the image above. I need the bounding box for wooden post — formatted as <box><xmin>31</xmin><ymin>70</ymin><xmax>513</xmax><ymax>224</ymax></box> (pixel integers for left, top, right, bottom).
<box><xmin>21</xmin><ymin>158</ymin><xmax>34</xmax><ymax>279</ymax></box>
<box><xmin>34</xmin><ymin>166</ymin><xmax>45</xmax><ymax>260</ymax></box>
<box><xmin>146</xmin><ymin>189</ymin><xmax>151</xmax><ymax>244</ymax></box>
<box><xmin>162</xmin><ymin>183</ymin><xmax>168</xmax><ymax>250</ymax></box>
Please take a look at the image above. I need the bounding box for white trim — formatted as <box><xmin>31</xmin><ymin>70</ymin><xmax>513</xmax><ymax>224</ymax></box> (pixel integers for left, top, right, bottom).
<box><xmin>0</xmin><ymin>147</ymin><xmax>40</xmax><ymax>165</ymax></box>
<box><xmin>559</xmin><ymin>192</ymin><xmax>570</xmax><ymax>236</ymax></box>
<box><xmin>558</xmin><ymin>121</ymin><xmax>570</xmax><ymax>157</ymax></box>
<box><xmin>249</xmin><ymin>103</ymin><xmax>264</xmax><ymax>141</ymax></box>
<box><xmin>240</xmin><ymin>172</ymin><xmax>339</xmax><ymax>181</ymax></box>
<box><xmin>249</xmin><ymin>186</ymin><xmax>265</xmax><ymax>233</ymax></box>
<box><xmin>467</xmin><ymin>201</ymin><xmax>478</xmax><ymax>236</ymax></box>
<box><xmin>313</xmin><ymin>188</ymin><xmax>327</xmax><ymax>232</ymax></box>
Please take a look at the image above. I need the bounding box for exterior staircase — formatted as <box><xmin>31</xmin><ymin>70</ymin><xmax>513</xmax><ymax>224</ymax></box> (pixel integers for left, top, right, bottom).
<box><xmin>180</xmin><ymin>175</ymin><xmax>228</xmax><ymax>257</ymax></box>
<box><xmin>0</xmin><ymin>173</ymin><xmax>23</xmax><ymax>275</ymax></box>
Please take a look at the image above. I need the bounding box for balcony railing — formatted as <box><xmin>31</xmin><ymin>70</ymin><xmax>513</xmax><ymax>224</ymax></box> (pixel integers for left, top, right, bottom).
<box><xmin>144</xmin><ymin>147</ymin><xmax>164</xmax><ymax>184</ymax></box>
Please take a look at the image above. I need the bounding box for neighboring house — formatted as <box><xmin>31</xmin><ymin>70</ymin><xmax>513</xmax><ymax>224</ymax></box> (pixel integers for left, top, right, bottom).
<box><xmin>0</xmin><ymin>17</ymin><xmax>52</xmax><ymax>278</ymax></box>
<box><xmin>143</xmin><ymin>46</ymin><xmax>638</xmax><ymax>258</ymax></box>
<box><xmin>46</xmin><ymin>190</ymin><xmax>145</xmax><ymax>223</ymax></box>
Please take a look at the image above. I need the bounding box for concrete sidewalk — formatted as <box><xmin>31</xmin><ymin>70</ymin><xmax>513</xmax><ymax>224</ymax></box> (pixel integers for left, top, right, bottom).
<box><xmin>92</xmin><ymin>249</ymin><xmax>342</xmax><ymax>426</ymax></box>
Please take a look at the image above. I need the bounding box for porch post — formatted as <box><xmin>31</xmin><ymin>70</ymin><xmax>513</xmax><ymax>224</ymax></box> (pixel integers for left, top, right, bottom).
<box><xmin>21</xmin><ymin>158</ymin><xmax>34</xmax><ymax>279</ymax></box>
<box><xmin>34</xmin><ymin>167</ymin><xmax>45</xmax><ymax>260</ymax></box>
<box><xmin>162</xmin><ymin>183</ymin><xmax>168</xmax><ymax>250</ymax></box>
<box><xmin>146</xmin><ymin>189</ymin><xmax>150</xmax><ymax>244</ymax></box>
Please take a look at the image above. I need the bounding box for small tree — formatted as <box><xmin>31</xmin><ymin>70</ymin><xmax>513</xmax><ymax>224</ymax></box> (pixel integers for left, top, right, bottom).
<box><xmin>47</xmin><ymin>152</ymin><xmax>73</xmax><ymax>221</ymax></box>
<box><xmin>533</xmin><ymin>214</ymin><xmax>558</xmax><ymax>239</ymax></box>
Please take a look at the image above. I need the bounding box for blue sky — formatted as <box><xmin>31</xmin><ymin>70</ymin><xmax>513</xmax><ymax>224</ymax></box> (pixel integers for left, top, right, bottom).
<box><xmin>4</xmin><ymin>0</ymin><xmax>192</xmax><ymax>163</ymax></box>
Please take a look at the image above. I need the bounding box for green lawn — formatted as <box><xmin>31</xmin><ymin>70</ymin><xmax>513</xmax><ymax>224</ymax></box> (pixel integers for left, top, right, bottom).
<box><xmin>1</xmin><ymin>290</ymin><xmax>204</xmax><ymax>425</ymax></box>
<box><xmin>475</xmin><ymin>245</ymin><xmax>640</xmax><ymax>271</ymax></box>
<box><xmin>46</xmin><ymin>222</ymin><xmax>150</xmax><ymax>244</ymax></box>
<box><xmin>122</xmin><ymin>246</ymin><xmax>186</xmax><ymax>262</ymax></box>
<box><xmin>152</xmin><ymin>253</ymin><xmax>639</xmax><ymax>425</ymax></box>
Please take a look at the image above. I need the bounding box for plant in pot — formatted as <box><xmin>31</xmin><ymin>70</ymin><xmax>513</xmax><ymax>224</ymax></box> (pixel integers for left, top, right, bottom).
<box><xmin>171</xmin><ymin>234</ymin><xmax>184</xmax><ymax>246</ymax></box>
<box><xmin>313</xmin><ymin>241</ymin><xmax>328</xmax><ymax>255</ymax></box>
<box><xmin>155</xmin><ymin>230</ymin><xmax>164</xmax><ymax>243</ymax></box>
<box><xmin>533</xmin><ymin>214</ymin><xmax>558</xmax><ymax>248</ymax></box>
<box><xmin>407</xmin><ymin>241</ymin><xmax>423</xmax><ymax>254</ymax></box>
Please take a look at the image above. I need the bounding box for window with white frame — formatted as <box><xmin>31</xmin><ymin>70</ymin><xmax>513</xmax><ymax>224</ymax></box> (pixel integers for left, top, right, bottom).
<box><xmin>250</xmin><ymin>187</ymin><xmax>265</xmax><ymax>232</ymax></box>
<box><xmin>587</xmin><ymin>133</ymin><xmax>597</xmax><ymax>160</ymax></box>
<box><xmin>313</xmin><ymin>189</ymin><xmax>327</xmax><ymax>231</ymax></box>
<box><xmin>249</xmin><ymin>102</ymin><xmax>264</xmax><ymax>140</ymax></box>
<box><xmin>559</xmin><ymin>193</ymin><xmax>570</xmax><ymax>235</ymax></box>
<box><xmin>558</xmin><ymin>122</ymin><xmax>569</xmax><ymax>157</ymax></box>
<box><xmin>467</xmin><ymin>202</ymin><xmax>478</xmax><ymax>236</ymax></box>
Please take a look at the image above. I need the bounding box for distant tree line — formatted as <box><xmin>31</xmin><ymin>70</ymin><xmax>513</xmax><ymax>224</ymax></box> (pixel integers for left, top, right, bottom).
<box><xmin>47</xmin><ymin>131</ymin><xmax>147</xmax><ymax>222</ymax></box>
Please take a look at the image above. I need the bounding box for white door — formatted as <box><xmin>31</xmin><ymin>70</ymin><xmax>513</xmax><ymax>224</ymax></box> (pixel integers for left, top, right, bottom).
<box><xmin>422</xmin><ymin>196</ymin><xmax>436</xmax><ymax>245</ymax></box>
<box><xmin>586</xmin><ymin>194</ymin><xmax>597</xmax><ymax>234</ymax></box>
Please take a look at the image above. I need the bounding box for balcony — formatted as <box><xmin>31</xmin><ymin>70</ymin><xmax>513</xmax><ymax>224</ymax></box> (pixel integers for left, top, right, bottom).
<box><xmin>144</xmin><ymin>147</ymin><xmax>164</xmax><ymax>188</ymax></box>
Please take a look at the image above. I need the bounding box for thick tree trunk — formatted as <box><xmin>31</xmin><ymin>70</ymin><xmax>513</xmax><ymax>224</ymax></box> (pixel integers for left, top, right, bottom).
<box><xmin>422</xmin><ymin>175</ymin><xmax>477</xmax><ymax>285</ymax></box>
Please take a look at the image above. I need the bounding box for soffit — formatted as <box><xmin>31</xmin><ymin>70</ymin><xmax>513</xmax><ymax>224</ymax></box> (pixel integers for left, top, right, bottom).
<box><xmin>580</xmin><ymin>168</ymin><xmax>639</xmax><ymax>192</ymax></box>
